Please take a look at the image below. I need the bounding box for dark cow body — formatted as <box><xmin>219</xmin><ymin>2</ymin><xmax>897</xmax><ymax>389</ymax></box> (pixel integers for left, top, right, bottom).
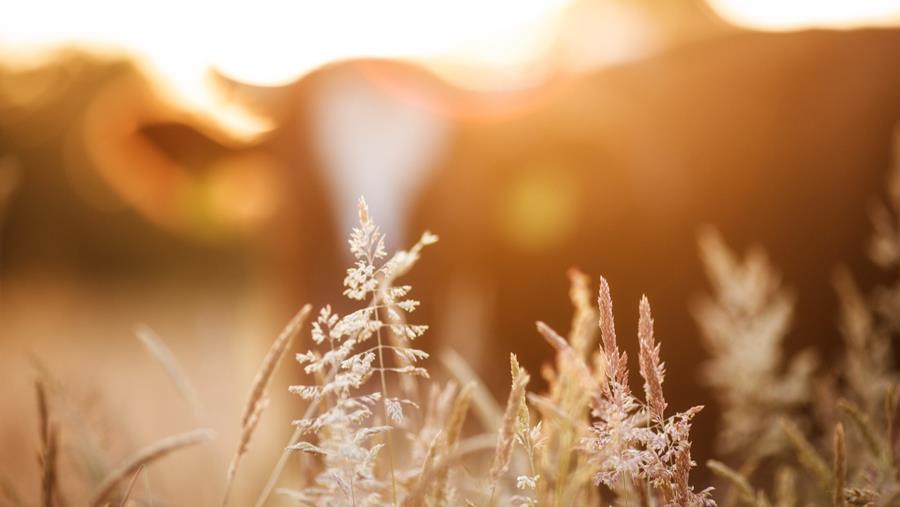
<box><xmin>406</xmin><ymin>28</ymin><xmax>900</xmax><ymax>466</ymax></box>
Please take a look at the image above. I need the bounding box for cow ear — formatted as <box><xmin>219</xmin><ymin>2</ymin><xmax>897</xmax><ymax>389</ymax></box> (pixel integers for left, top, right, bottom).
<box><xmin>83</xmin><ymin>67</ymin><xmax>280</xmax><ymax>240</ymax></box>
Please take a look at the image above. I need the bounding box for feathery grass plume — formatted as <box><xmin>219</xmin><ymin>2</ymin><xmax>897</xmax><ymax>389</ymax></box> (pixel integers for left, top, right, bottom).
<box><xmin>844</xmin><ymin>487</ymin><xmax>880</xmax><ymax>505</ymax></box>
<box><xmin>597</xmin><ymin>277</ymin><xmax>628</xmax><ymax>388</ymax></box>
<box><xmin>488</xmin><ymin>355</ymin><xmax>530</xmax><ymax>500</ymax></box>
<box><xmin>399</xmin><ymin>443</ymin><xmax>477</xmax><ymax>507</ymax></box>
<box><xmin>118</xmin><ymin>465</ymin><xmax>143</xmax><ymax>507</ymax></box>
<box><xmin>869</xmin><ymin>131</ymin><xmax>900</xmax><ymax>283</ymax></box>
<box><xmin>707</xmin><ymin>460</ymin><xmax>770</xmax><ymax>507</ymax></box>
<box><xmin>533</xmin><ymin>272</ymin><xmax>601</xmax><ymax>506</ymax></box>
<box><xmin>695</xmin><ymin>229</ymin><xmax>816</xmax><ymax>459</ymax></box>
<box><xmin>696</xmin><ymin>143</ymin><xmax>900</xmax><ymax>505</ymax></box>
<box><xmin>824</xmin><ymin>138</ymin><xmax>900</xmax><ymax>502</ymax></box>
<box><xmin>444</xmin><ymin>383</ymin><xmax>475</xmax><ymax>454</ymax></box>
<box><xmin>136</xmin><ymin>325</ymin><xmax>204</xmax><ymax>421</ymax></box>
<box><xmin>89</xmin><ymin>428</ymin><xmax>214</xmax><ymax>507</ymax></box>
<box><xmin>224</xmin><ymin>305</ymin><xmax>312</xmax><ymax>505</ymax></box>
<box><xmin>36</xmin><ymin>381</ymin><xmax>60</xmax><ymax>507</ymax></box>
<box><xmin>709</xmin><ymin>147</ymin><xmax>900</xmax><ymax>505</ymax></box>
<box><xmin>871</xmin><ymin>166</ymin><xmax>900</xmax><ymax>341</ymax></box>
<box><xmin>567</xmin><ymin>268</ymin><xmax>599</xmax><ymax>358</ymax></box>
<box><xmin>536</xmin><ymin>321</ymin><xmax>599</xmax><ymax>394</ymax></box>
<box><xmin>593</xmin><ymin>284</ymin><xmax>703</xmax><ymax>500</ymax></box>
<box><xmin>393</xmin><ymin>381</ymin><xmax>459</xmax><ymax>505</ymax></box>
<box><xmin>398</xmin><ymin>381</ymin><xmax>455</xmax><ymax>492</ymax></box>
<box><xmin>833</xmin><ymin>269</ymin><xmax>895</xmax><ymax>416</ymax></box>
<box><xmin>509</xmin><ymin>355</ymin><xmax>543</xmax><ymax>507</ymax></box>
<box><xmin>287</xmin><ymin>196</ymin><xmax>436</xmax><ymax>506</ymax></box>
<box><xmin>430</xmin><ymin>382</ymin><xmax>475</xmax><ymax>505</ymax></box>
<box><xmin>779</xmin><ymin>418</ymin><xmax>831</xmax><ymax>492</ymax></box>
<box><xmin>401</xmin><ymin>432</ymin><xmax>442</xmax><ymax>507</ymax></box>
<box><xmin>378</xmin><ymin>229</ymin><xmax>435</xmax><ymax>403</ymax></box>
<box><xmin>223</xmin><ymin>398</ymin><xmax>269</xmax><ymax>506</ymax></box>
<box><xmin>586</xmin><ymin>279</ymin><xmax>644</xmax><ymax>489</ymax></box>
<box><xmin>827</xmin><ymin>391</ymin><xmax>900</xmax><ymax>504</ymax></box>
<box><xmin>887</xmin><ymin>386</ymin><xmax>900</xmax><ymax>467</ymax></box>
<box><xmin>773</xmin><ymin>467</ymin><xmax>796</xmax><ymax>507</ymax></box>
<box><xmin>583</xmin><ymin>279</ymin><xmax>714</xmax><ymax>505</ymax></box>
<box><xmin>638</xmin><ymin>296</ymin><xmax>666</xmax><ymax>422</ymax></box>
<box><xmin>536</xmin><ymin>278</ymin><xmax>715</xmax><ymax>507</ymax></box>
<box><xmin>833</xmin><ymin>423</ymin><xmax>846</xmax><ymax>507</ymax></box>
<box><xmin>707</xmin><ymin>460</ymin><xmax>752</xmax><ymax>501</ymax></box>
<box><xmin>29</xmin><ymin>356</ymin><xmax>112</xmax><ymax>492</ymax></box>
<box><xmin>440</xmin><ymin>348</ymin><xmax>504</xmax><ymax>432</ymax></box>
<box><xmin>398</xmin><ymin>379</ymin><xmax>473</xmax><ymax>507</ymax></box>
<box><xmin>836</xmin><ymin>399</ymin><xmax>882</xmax><ymax>460</ymax></box>
<box><xmin>242</xmin><ymin>305</ymin><xmax>312</xmax><ymax>428</ymax></box>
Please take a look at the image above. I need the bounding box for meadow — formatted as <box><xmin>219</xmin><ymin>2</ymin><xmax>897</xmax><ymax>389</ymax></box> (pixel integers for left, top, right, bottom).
<box><xmin>11</xmin><ymin>150</ymin><xmax>900</xmax><ymax>507</ymax></box>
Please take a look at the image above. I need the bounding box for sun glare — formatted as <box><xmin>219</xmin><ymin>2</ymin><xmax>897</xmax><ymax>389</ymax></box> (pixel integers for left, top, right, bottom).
<box><xmin>708</xmin><ymin>0</ymin><xmax>900</xmax><ymax>31</ymax></box>
<box><xmin>0</xmin><ymin>0</ymin><xmax>570</xmax><ymax>138</ymax></box>
<box><xmin>4</xmin><ymin>0</ymin><xmax>900</xmax><ymax>139</ymax></box>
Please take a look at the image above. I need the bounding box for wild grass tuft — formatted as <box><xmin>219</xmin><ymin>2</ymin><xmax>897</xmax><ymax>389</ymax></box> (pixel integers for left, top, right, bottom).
<box><xmin>13</xmin><ymin>135</ymin><xmax>900</xmax><ymax>506</ymax></box>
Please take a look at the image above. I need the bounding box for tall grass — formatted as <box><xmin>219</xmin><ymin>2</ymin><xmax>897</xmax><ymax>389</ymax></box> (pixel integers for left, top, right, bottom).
<box><xmin>11</xmin><ymin>142</ymin><xmax>900</xmax><ymax>505</ymax></box>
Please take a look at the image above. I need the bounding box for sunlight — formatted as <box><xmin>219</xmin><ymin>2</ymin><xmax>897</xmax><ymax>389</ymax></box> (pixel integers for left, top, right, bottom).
<box><xmin>0</xmin><ymin>0</ymin><xmax>571</xmax><ymax>138</ymax></box>
<box><xmin>707</xmin><ymin>0</ymin><xmax>900</xmax><ymax>31</ymax></box>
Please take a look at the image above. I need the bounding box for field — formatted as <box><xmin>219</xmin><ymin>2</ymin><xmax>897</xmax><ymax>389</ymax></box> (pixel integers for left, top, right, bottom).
<box><xmin>6</xmin><ymin>160</ymin><xmax>900</xmax><ymax>506</ymax></box>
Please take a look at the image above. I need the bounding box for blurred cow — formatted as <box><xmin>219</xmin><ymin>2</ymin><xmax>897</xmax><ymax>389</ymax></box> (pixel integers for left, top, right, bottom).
<box><xmin>1</xmin><ymin>29</ymin><xmax>900</xmax><ymax>491</ymax></box>
<box><xmin>406</xmin><ymin>28</ymin><xmax>900</xmax><ymax>466</ymax></box>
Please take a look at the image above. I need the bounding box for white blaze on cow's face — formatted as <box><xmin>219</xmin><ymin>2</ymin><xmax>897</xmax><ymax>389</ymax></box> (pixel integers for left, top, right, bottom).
<box><xmin>309</xmin><ymin>67</ymin><xmax>449</xmax><ymax>252</ymax></box>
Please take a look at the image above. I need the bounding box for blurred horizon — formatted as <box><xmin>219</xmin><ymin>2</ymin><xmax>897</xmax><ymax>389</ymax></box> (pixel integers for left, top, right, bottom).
<box><xmin>3</xmin><ymin>0</ymin><xmax>899</xmax><ymax>144</ymax></box>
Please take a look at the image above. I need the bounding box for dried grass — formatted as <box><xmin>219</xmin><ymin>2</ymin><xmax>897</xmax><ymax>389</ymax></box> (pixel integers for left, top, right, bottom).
<box><xmin>13</xmin><ymin>138</ymin><xmax>900</xmax><ymax>506</ymax></box>
<box><xmin>223</xmin><ymin>305</ymin><xmax>312</xmax><ymax>505</ymax></box>
<box><xmin>36</xmin><ymin>381</ymin><xmax>59</xmax><ymax>507</ymax></box>
<box><xmin>89</xmin><ymin>429</ymin><xmax>214</xmax><ymax>507</ymax></box>
<box><xmin>136</xmin><ymin>325</ymin><xmax>204</xmax><ymax>420</ymax></box>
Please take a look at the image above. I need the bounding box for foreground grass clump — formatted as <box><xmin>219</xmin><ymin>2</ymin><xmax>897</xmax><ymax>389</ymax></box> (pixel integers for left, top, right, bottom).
<box><xmin>262</xmin><ymin>197</ymin><xmax>713</xmax><ymax>506</ymax></box>
<box><xmin>15</xmin><ymin>196</ymin><xmax>715</xmax><ymax>506</ymax></box>
<box><xmin>699</xmin><ymin>158</ymin><xmax>900</xmax><ymax>505</ymax></box>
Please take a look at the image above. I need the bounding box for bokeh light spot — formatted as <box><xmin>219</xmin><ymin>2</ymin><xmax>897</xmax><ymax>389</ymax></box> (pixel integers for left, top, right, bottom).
<box><xmin>497</xmin><ymin>163</ymin><xmax>579</xmax><ymax>252</ymax></box>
